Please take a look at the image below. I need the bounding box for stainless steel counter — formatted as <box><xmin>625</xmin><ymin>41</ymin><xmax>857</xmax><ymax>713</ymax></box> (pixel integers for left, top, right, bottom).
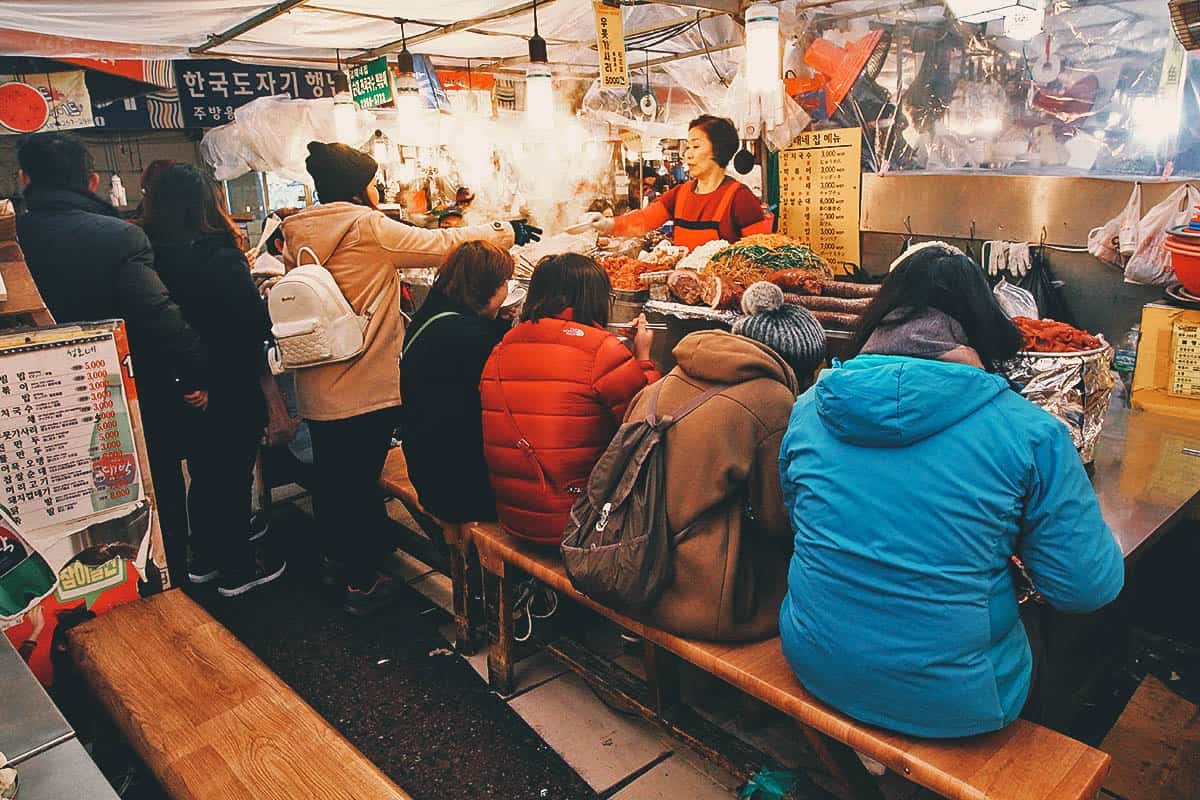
<box><xmin>1091</xmin><ymin>401</ymin><xmax>1200</xmax><ymax>562</ymax></box>
<box><xmin>9</xmin><ymin>739</ymin><xmax>119</xmax><ymax>800</ymax></box>
<box><xmin>0</xmin><ymin>636</ymin><xmax>72</xmax><ymax>766</ymax></box>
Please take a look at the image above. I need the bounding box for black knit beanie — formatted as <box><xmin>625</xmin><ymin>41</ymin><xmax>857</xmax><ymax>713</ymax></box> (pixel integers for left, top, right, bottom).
<box><xmin>733</xmin><ymin>281</ymin><xmax>827</xmax><ymax>380</ymax></box>
<box><xmin>305</xmin><ymin>141</ymin><xmax>378</xmax><ymax>204</ymax></box>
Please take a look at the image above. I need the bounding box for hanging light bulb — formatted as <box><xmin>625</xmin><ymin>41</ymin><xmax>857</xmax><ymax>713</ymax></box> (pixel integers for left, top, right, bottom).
<box><xmin>331</xmin><ymin>70</ymin><xmax>362</xmax><ymax>145</ymax></box>
<box><xmin>743</xmin><ymin>4</ymin><xmax>783</xmax><ymax>133</ymax></box>
<box><xmin>525</xmin><ymin>0</ymin><xmax>553</xmax><ymax>129</ymax></box>
<box><xmin>393</xmin><ymin>20</ymin><xmax>423</xmax><ymax>115</ymax></box>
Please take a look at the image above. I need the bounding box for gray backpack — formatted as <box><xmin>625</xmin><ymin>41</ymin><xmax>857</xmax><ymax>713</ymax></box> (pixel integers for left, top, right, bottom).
<box><xmin>561</xmin><ymin>378</ymin><xmax>728</xmax><ymax>613</ymax></box>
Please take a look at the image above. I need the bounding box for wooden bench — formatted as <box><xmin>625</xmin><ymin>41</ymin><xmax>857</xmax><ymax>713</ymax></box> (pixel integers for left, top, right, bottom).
<box><xmin>379</xmin><ymin>447</ymin><xmax>483</xmax><ymax>653</ymax></box>
<box><xmin>66</xmin><ymin>590</ymin><xmax>411</xmax><ymax>800</ymax></box>
<box><xmin>469</xmin><ymin>521</ymin><xmax>1112</xmax><ymax>800</ymax></box>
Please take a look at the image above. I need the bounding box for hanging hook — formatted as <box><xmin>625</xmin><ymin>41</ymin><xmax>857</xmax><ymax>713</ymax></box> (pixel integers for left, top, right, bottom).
<box><xmin>903</xmin><ymin>215</ymin><xmax>913</xmax><ymax>236</ymax></box>
<box><xmin>1039</xmin><ymin>225</ymin><xmax>1047</xmax><ymax>248</ymax></box>
<box><xmin>969</xmin><ymin>219</ymin><xmax>976</xmax><ymax>241</ymax></box>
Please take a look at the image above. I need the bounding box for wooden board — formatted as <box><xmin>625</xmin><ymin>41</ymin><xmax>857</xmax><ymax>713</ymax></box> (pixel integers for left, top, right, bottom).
<box><xmin>67</xmin><ymin>590</ymin><xmax>411</xmax><ymax>800</ymax></box>
<box><xmin>1101</xmin><ymin>675</ymin><xmax>1200</xmax><ymax>800</ymax></box>
<box><xmin>472</xmin><ymin>522</ymin><xmax>1111</xmax><ymax>800</ymax></box>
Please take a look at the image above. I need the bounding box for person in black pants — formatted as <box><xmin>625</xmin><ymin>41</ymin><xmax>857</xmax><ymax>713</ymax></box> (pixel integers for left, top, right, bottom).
<box><xmin>142</xmin><ymin>164</ymin><xmax>284</xmax><ymax>597</ymax></box>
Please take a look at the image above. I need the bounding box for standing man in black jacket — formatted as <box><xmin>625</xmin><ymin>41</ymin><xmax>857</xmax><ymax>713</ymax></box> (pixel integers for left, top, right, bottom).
<box><xmin>15</xmin><ymin>131</ymin><xmax>209</xmax><ymax>581</ymax></box>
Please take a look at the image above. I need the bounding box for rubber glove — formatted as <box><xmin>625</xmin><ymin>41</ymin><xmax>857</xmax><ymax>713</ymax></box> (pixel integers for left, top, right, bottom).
<box><xmin>578</xmin><ymin>211</ymin><xmax>615</xmax><ymax>235</ymax></box>
<box><xmin>509</xmin><ymin>220</ymin><xmax>543</xmax><ymax>246</ymax></box>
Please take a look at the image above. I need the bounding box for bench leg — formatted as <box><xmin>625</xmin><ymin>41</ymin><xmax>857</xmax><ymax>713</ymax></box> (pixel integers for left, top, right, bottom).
<box><xmin>800</xmin><ymin>727</ymin><xmax>885</xmax><ymax>800</ymax></box>
<box><xmin>643</xmin><ymin>640</ymin><xmax>681</xmax><ymax>718</ymax></box>
<box><xmin>485</xmin><ymin>564</ymin><xmax>516</xmax><ymax>696</ymax></box>
<box><xmin>446</xmin><ymin>530</ymin><xmax>483</xmax><ymax>655</ymax></box>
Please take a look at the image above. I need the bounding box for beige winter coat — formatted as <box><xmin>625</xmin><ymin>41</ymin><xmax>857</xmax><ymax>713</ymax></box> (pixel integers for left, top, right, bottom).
<box><xmin>280</xmin><ymin>203</ymin><xmax>514</xmax><ymax>421</ymax></box>
<box><xmin>625</xmin><ymin>330</ymin><xmax>799</xmax><ymax>642</ymax></box>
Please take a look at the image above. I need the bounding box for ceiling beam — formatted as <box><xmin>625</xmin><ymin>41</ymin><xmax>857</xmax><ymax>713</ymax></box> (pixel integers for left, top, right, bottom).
<box><xmin>191</xmin><ymin>0</ymin><xmax>313</xmax><ymax>54</ymax></box>
<box><xmin>642</xmin><ymin>0</ymin><xmax>742</xmax><ymax>14</ymax></box>
<box><xmin>352</xmin><ymin>0</ymin><xmax>558</xmax><ymax>62</ymax></box>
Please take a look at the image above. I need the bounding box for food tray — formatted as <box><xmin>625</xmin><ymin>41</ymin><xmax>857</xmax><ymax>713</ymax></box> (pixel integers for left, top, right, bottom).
<box><xmin>643</xmin><ymin>300</ymin><xmax>741</xmax><ymax>325</ymax></box>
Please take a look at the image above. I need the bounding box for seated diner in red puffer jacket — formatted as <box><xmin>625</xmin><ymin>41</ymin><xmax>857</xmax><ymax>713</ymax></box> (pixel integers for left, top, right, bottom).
<box><xmin>480</xmin><ymin>253</ymin><xmax>660</xmax><ymax>545</ymax></box>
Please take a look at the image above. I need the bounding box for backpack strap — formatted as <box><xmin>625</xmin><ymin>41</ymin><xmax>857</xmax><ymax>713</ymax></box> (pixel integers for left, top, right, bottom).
<box><xmin>402</xmin><ymin>311</ymin><xmax>460</xmax><ymax>358</ymax></box>
<box><xmin>645</xmin><ymin>377</ymin><xmax>730</xmax><ymax>430</ymax></box>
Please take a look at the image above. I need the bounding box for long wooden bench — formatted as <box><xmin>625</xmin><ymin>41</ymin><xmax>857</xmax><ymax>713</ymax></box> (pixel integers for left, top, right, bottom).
<box><xmin>469</xmin><ymin>521</ymin><xmax>1112</xmax><ymax>800</ymax></box>
<box><xmin>67</xmin><ymin>590</ymin><xmax>411</xmax><ymax>800</ymax></box>
<box><xmin>379</xmin><ymin>447</ymin><xmax>483</xmax><ymax>653</ymax></box>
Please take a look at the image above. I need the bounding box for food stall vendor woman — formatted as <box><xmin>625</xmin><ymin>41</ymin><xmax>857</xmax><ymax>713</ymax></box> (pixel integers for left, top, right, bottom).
<box><xmin>586</xmin><ymin>115</ymin><xmax>772</xmax><ymax>248</ymax></box>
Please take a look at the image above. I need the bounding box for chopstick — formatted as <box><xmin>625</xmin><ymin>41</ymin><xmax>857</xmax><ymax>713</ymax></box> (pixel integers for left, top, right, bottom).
<box><xmin>608</xmin><ymin>321</ymin><xmax>669</xmax><ymax>330</ymax></box>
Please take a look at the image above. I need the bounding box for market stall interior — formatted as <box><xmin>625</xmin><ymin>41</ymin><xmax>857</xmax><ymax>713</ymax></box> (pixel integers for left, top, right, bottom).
<box><xmin>2</xmin><ymin>0</ymin><xmax>1200</xmax><ymax>799</ymax></box>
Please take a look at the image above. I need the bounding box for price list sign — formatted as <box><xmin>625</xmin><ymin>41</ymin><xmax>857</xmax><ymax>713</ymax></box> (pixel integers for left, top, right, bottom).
<box><xmin>594</xmin><ymin>1</ymin><xmax>628</xmax><ymax>89</ymax></box>
<box><xmin>778</xmin><ymin>127</ymin><xmax>862</xmax><ymax>276</ymax></box>
<box><xmin>1169</xmin><ymin>320</ymin><xmax>1200</xmax><ymax>398</ymax></box>
<box><xmin>0</xmin><ymin>333</ymin><xmax>141</xmax><ymax>532</ymax></box>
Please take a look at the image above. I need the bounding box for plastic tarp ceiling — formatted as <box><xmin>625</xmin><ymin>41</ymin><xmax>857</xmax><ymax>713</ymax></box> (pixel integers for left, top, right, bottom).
<box><xmin>0</xmin><ymin>1</ymin><xmax>731</xmax><ymax>66</ymax></box>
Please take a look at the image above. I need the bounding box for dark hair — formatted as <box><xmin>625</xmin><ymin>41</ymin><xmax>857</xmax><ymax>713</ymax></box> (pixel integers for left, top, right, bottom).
<box><xmin>139</xmin><ymin>159</ymin><xmax>177</xmax><ymax>193</ymax></box>
<box><xmin>17</xmin><ymin>132</ymin><xmax>94</xmax><ymax>192</ymax></box>
<box><xmin>142</xmin><ymin>163</ymin><xmax>245</xmax><ymax>250</ymax></box>
<box><xmin>853</xmin><ymin>247</ymin><xmax>1022</xmax><ymax>372</ymax></box>
<box><xmin>522</xmin><ymin>253</ymin><xmax>611</xmax><ymax>328</ymax></box>
<box><xmin>688</xmin><ymin>115</ymin><xmax>740</xmax><ymax>169</ymax></box>
<box><xmin>433</xmin><ymin>241</ymin><xmax>514</xmax><ymax>314</ymax></box>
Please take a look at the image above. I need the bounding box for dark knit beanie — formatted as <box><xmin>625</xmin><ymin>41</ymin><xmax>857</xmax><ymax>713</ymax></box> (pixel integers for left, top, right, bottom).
<box><xmin>732</xmin><ymin>282</ymin><xmax>827</xmax><ymax>380</ymax></box>
<box><xmin>305</xmin><ymin>141</ymin><xmax>378</xmax><ymax>204</ymax></box>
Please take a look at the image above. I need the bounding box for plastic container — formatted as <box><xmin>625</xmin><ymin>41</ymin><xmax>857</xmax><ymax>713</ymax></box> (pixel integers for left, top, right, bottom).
<box><xmin>1163</xmin><ymin>233</ymin><xmax>1200</xmax><ymax>294</ymax></box>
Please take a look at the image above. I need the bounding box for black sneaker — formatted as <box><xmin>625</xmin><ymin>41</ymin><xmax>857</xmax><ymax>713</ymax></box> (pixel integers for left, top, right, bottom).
<box><xmin>249</xmin><ymin>513</ymin><xmax>270</xmax><ymax>543</ymax></box>
<box><xmin>218</xmin><ymin>554</ymin><xmax>287</xmax><ymax>598</ymax></box>
<box><xmin>343</xmin><ymin>574</ymin><xmax>398</xmax><ymax>617</ymax></box>
<box><xmin>187</xmin><ymin>557</ymin><xmax>220</xmax><ymax>585</ymax></box>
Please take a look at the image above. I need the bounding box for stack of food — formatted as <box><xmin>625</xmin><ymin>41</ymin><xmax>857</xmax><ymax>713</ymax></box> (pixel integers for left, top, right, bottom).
<box><xmin>646</xmin><ymin>234</ymin><xmax>879</xmax><ymax>330</ymax></box>
<box><xmin>1013</xmin><ymin>317</ymin><xmax>1102</xmax><ymax>353</ymax></box>
<box><xmin>600</xmin><ymin>254</ymin><xmax>661</xmax><ymax>293</ymax></box>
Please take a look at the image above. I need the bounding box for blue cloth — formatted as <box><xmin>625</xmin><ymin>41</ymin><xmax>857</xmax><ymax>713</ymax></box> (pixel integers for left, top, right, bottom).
<box><xmin>777</xmin><ymin>355</ymin><xmax>1124</xmax><ymax>738</ymax></box>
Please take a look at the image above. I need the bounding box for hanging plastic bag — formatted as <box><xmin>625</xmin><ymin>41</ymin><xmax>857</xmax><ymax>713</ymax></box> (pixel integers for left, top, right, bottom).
<box><xmin>1088</xmin><ymin>183</ymin><xmax>1140</xmax><ymax>268</ymax></box>
<box><xmin>1125</xmin><ymin>184</ymin><xmax>1200</xmax><ymax>286</ymax></box>
<box><xmin>994</xmin><ymin>278</ymin><xmax>1039</xmax><ymax>320</ymax></box>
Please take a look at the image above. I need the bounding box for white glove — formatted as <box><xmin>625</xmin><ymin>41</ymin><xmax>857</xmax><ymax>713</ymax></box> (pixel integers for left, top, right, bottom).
<box><xmin>1009</xmin><ymin>242</ymin><xmax>1031</xmax><ymax>278</ymax></box>
<box><xmin>568</xmin><ymin>212</ymin><xmax>614</xmax><ymax>235</ymax></box>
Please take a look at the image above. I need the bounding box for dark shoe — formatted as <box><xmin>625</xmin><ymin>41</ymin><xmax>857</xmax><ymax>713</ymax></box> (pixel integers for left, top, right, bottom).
<box><xmin>187</xmin><ymin>556</ymin><xmax>220</xmax><ymax>585</ymax></box>
<box><xmin>249</xmin><ymin>513</ymin><xmax>270</xmax><ymax>543</ymax></box>
<box><xmin>343</xmin><ymin>574</ymin><xmax>398</xmax><ymax>617</ymax></box>
<box><xmin>218</xmin><ymin>553</ymin><xmax>287</xmax><ymax>598</ymax></box>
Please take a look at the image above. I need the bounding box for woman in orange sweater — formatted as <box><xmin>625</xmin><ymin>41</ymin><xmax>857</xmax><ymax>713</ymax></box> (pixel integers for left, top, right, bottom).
<box><xmin>583</xmin><ymin>115</ymin><xmax>771</xmax><ymax>249</ymax></box>
<box><xmin>480</xmin><ymin>254</ymin><xmax>660</xmax><ymax>544</ymax></box>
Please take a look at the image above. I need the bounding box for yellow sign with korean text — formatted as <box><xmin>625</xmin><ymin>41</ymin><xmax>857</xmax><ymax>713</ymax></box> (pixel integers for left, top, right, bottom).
<box><xmin>594</xmin><ymin>2</ymin><xmax>628</xmax><ymax>89</ymax></box>
<box><xmin>778</xmin><ymin>127</ymin><xmax>862</xmax><ymax>275</ymax></box>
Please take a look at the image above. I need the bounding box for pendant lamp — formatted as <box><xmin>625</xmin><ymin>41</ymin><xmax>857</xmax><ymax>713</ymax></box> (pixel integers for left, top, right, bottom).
<box><xmin>744</xmin><ymin>4</ymin><xmax>784</xmax><ymax>134</ymax></box>
<box><xmin>394</xmin><ymin>21</ymin><xmax>423</xmax><ymax>114</ymax></box>
<box><xmin>525</xmin><ymin>0</ymin><xmax>553</xmax><ymax>129</ymax></box>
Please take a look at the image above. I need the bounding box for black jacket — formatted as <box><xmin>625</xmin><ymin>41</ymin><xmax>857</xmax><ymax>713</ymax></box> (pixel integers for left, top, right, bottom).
<box><xmin>400</xmin><ymin>289</ymin><xmax>505</xmax><ymax>523</ymax></box>
<box><xmin>148</xmin><ymin>233</ymin><xmax>269</xmax><ymax>425</ymax></box>
<box><xmin>16</xmin><ymin>188</ymin><xmax>208</xmax><ymax>395</ymax></box>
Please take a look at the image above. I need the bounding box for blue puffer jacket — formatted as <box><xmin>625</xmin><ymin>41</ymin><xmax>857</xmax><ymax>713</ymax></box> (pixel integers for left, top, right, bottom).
<box><xmin>778</xmin><ymin>355</ymin><xmax>1124</xmax><ymax>738</ymax></box>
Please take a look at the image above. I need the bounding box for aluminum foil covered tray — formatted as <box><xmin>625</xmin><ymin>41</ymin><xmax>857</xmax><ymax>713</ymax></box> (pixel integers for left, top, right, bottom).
<box><xmin>1005</xmin><ymin>339</ymin><xmax>1114</xmax><ymax>463</ymax></box>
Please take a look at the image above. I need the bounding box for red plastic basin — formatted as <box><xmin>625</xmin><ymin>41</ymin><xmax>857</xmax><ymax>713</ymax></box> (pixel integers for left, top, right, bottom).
<box><xmin>1165</xmin><ymin>236</ymin><xmax>1200</xmax><ymax>294</ymax></box>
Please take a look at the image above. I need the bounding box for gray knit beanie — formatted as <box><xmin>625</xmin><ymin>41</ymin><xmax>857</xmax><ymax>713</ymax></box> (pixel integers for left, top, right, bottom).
<box><xmin>732</xmin><ymin>282</ymin><xmax>827</xmax><ymax>380</ymax></box>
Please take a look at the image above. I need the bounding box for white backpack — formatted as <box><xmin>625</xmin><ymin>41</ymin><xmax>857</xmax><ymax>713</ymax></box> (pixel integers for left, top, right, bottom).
<box><xmin>266</xmin><ymin>246</ymin><xmax>385</xmax><ymax>373</ymax></box>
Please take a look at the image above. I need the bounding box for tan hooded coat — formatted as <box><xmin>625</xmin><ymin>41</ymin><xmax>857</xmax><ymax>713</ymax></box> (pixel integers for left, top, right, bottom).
<box><xmin>280</xmin><ymin>203</ymin><xmax>514</xmax><ymax>421</ymax></box>
<box><xmin>625</xmin><ymin>330</ymin><xmax>799</xmax><ymax>642</ymax></box>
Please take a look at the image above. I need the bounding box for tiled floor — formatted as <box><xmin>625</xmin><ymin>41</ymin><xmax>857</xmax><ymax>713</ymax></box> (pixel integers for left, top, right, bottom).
<box><xmin>392</xmin><ymin>549</ymin><xmax>746</xmax><ymax>799</ymax></box>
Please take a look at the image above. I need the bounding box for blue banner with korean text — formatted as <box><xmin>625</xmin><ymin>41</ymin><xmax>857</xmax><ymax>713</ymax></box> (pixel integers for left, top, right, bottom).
<box><xmin>172</xmin><ymin>59</ymin><xmax>338</xmax><ymax>127</ymax></box>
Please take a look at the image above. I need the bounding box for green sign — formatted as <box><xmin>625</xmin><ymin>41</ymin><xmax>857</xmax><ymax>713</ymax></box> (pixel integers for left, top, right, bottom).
<box><xmin>348</xmin><ymin>57</ymin><xmax>394</xmax><ymax>109</ymax></box>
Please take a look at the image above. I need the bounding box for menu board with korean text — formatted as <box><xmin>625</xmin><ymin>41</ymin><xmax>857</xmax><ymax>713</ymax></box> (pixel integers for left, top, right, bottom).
<box><xmin>594</xmin><ymin>2</ymin><xmax>628</xmax><ymax>89</ymax></box>
<box><xmin>778</xmin><ymin>127</ymin><xmax>862</xmax><ymax>276</ymax></box>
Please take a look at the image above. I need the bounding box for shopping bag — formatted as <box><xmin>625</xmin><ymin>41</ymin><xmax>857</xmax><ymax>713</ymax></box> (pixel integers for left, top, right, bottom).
<box><xmin>1125</xmin><ymin>184</ymin><xmax>1200</xmax><ymax>286</ymax></box>
<box><xmin>1088</xmin><ymin>183</ymin><xmax>1140</xmax><ymax>267</ymax></box>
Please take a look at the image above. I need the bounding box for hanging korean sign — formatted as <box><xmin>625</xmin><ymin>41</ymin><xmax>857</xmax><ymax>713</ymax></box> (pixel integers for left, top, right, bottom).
<box><xmin>594</xmin><ymin>2</ymin><xmax>628</xmax><ymax>89</ymax></box>
<box><xmin>0</xmin><ymin>71</ymin><xmax>93</xmax><ymax>135</ymax></box>
<box><xmin>349</xmin><ymin>57</ymin><xmax>394</xmax><ymax>109</ymax></box>
<box><xmin>778</xmin><ymin>127</ymin><xmax>862</xmax><ymax>274</ymax></box>
<box><xmin>173</xmin><ymin>59</ymin><xmax>338</xmax><ymax>127</ymax></box>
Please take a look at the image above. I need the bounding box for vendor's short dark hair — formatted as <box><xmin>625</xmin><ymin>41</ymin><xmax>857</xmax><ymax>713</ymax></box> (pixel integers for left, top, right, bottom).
<box><xmin>434</xmin><ymin>241</ymin><xmax>514</xmax><ymax>314</ymax></box>
<box><xmin>689</xmin><ymin>115</ymin><xmax>739</xmax><ymax>168</ymax></box>
<box><xmin>523</xmin><ymin>253</ymin><xmax>611</xmax><ymax>328</ymax></box>
<box><xmin>17</xmin><ymin>132</ymin><xmax>94</xmax><ymax>192</ymax></box>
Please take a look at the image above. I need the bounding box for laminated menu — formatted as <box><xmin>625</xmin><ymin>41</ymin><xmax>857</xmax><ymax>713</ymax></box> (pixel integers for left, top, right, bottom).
<box><xmin>0</xmin><ymin>322</ymin><xmax>159</xmax><ymax>625</ymax></box>
<box><xmin>1169</xmin><ymin>319</ymin><xmax>1200</xmax><ymax>398</ymax></box>
<box><xmin>778</xmin><ymin>127</ymin><xmax>862</xmax><ymax>276</ymax></box>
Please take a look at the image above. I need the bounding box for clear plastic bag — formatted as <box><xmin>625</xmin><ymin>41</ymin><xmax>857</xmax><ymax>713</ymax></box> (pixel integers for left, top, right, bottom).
<box><xmin>1088</xmin><ymin>183</ymin><xmax>1140</xmax><ymax>268</ymax></box>
<box><xmin>1125</xmin><ymin>183</ymin><xmax>1200</xmax><ymax>286</ymax></box>
<box><xmin>199</xmin><ymin>122</ymin><xmax>255</xmax><ymax>181</ymax></box>
<box><xmin>994</xmin><ymin>278</ymin><xmax>1039</xmax><ymax>320</ymax></box>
